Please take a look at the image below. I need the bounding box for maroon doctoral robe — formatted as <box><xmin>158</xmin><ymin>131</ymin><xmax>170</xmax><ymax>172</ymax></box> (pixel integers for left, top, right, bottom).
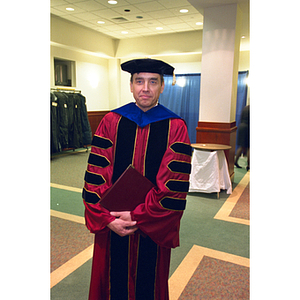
<box><xmin>82</xmin><ymin>103</ymin><xmax>192</xmax><ymax>300</ymax></box>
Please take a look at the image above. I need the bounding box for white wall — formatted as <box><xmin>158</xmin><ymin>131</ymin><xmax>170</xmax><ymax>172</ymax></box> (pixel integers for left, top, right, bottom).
<box><xmin>120</xmin><ymin>70</ymin><xmax>133</xmax><ymax>108</ymax></box>
<box><xmin>115</xmin><ymin>31</ymin><xmax>202</xmax><ymax>58</ymax></box>
<box><xmin>76</xmin><ymin>61</ymin><xmax>110</xmax><ymax>111</ymax></box>
<box><xmin>108</xmin><ymin>58</ymin><xmax>122</xmax><ymax>109</ymax></box>
<box><xmin>152</xmin><ymin>53</ymin><xmax>202</xmax><ymax>74</ymax></box>
<box><xmin>50</xmin><ymin>44</ymin><xmax>111</xmax><ymax>111</ymax></box>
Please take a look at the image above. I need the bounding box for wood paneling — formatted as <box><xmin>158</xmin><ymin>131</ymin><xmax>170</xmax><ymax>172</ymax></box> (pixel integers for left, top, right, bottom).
<box><xmin>196</xmin><ymin>121</ymin><xmax>237</xmax><ymax>178</ymax></box>
<box><xmin>87</xmin><ymin>111</ymin><xmax>110</xmax><ymax>137</ymax></box>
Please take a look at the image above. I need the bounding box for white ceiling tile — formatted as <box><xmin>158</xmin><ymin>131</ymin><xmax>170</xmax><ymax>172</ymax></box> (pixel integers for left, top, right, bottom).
<box><xmin>111</xmin><ymin>15</ymin><xmax>143</xmax><ymax>22</ymax></box>
<box><xmin>130</xmin><ymin>27</ymin><xmax>153</xmax><ymax>34</ymax></box>
<box><xmin>147</xmin><ymin>10</ymin><xmax>175</xmax><ymax>19</ymax></box>
<box><xmin>94</xmin><ymin>0</ymin><xmax>131</xmax><ymax>9</ymax></box>
<box><xmin>139</xmin><ymin>24</ymin><xmax>172</xmax><ymax>33</ymax></box>
<box><xmin>93</xmin><ymin>8</ymin><xmax>124</xmax><ymax>18</ymax></box>
<box><xmin>94</xmin><ymin>18</ymin><xmax>115</xmax><ymax>25</ymax></box>
<box><xmin>76</xmin><ymin>20</ymin><xmax>99</xmax><ymax>28</ymax></box>
<box><xmin>167</xmin><ymin>22</ymin><xmax>193</xmax><ymax>30</ymax></box>
<box><xmin>133</xmin><ymin>1</ymin><xmax>166</xmax><ymax>13</ymax></box>
<box><xmin>159</xmin><ymin>17</ymin><xmax>183</xmax><ymax>25</ymax></box>
<box><xmin>51</xmin><ymin>4</ymin><xmax>85</xmax><ymax>14</ymax></box>
<box><xmin>157</xmin><ymin>0</ymin><xmax>191</xmax><ymax>9</ymax></box>
<box><xmin>130</xmin><ymin>13</ymin><xmax>153</xmax><ymax>21</ymax></box>
<box><xmin>153</xmin><ymin>25</ymin><xmax>172</xmax><ymax>32</ymax></box>
<box><xmin>51</xmin><ymin>0</ymin><xmax>69</xmax><ymax>6</ymax></box>
<box><xmin>178</xmin><ymin>13</ymin><xmax>203</xmax><ymax>23</ymax></box>
<box><xmin>137</xmin><ymin>19</ymin><xmax>164</xmax><ymax>27</ymax></box>
<box><xmin>51</xmin><ymin>0</ymin><xmax>248</xmax><ymax>41</ymax></box>
<box><xmin>125</xmin><ymin>0</ymin><xmax>153</xmax><ymax>4</ymax></box>
<box><xmin>103</xmin><ymin>24</ymin><xmax>126</xmax><ymax>31</ymax></box>
<box><xmin>110</xmin><ymin>5</ymin><xmax>143</xmax><ymax>15</ymax></box>
<box><xmin>65</xmin><ymin>0</ymin><xmax>91</xmax><ymax>3</ymax></box>
<box><xmin>72</xmin><ymin>1</ymin><xmax>107</xmax><ymax>11</ymax></box>
<box><xmin>121</xmin><ymin>22</ymin><xmax>142</xmax><ymax>29</ymax></box>
<box><xmin>169</xmin><ymin>5</ymin><xmax>200</xmax><ymax>16</ymax></box>
<box><xmin>72</xmin><ymin>12</ymin><xmax>101</xmax><ymax>21</ymax></box>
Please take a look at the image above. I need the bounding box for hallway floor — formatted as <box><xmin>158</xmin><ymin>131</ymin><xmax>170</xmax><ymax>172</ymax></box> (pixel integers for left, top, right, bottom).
<box><xmin>50</xmin><ymin>148</ymin><xmax>249</xmax><ymax>299</ymax></box>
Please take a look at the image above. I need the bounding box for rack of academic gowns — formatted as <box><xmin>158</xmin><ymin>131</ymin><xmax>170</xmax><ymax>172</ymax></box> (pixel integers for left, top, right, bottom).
<box><xmin>51</xmin><ymin>89</ymin><xmax>92</xmax><ymax>154</ymax></box>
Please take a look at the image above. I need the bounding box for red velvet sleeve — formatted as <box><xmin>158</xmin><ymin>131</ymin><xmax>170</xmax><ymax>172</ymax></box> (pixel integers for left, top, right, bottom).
<box><xmin>131</xmin><ymin>118</ymin><xmax>192</xmax><ymax>248</ymax></box>
<box><xmin>82</xmin><ymin>113</ymin><xmax>120</xmax><ymax>234</ymax></box>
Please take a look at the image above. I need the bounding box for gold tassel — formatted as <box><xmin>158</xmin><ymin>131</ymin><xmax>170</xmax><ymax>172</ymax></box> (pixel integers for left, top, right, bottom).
<box><xmin>172</xmin><ymin>72</ymin><xmax>176</xmax><ymax>86</ymax></box>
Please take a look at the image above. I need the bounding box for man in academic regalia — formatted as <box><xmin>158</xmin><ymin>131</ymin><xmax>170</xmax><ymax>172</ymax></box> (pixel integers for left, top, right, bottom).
<box><xmin>82</xmin><ymin>58</ymin><xmax>192</xmax><ymax>300</ymax></box>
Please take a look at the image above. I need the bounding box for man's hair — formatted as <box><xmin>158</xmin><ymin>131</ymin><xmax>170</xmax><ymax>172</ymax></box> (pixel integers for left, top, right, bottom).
<box><xmin>130</xmin><ymin>73</ymin><xmax>164</xmax><ymax>84</ymax></box>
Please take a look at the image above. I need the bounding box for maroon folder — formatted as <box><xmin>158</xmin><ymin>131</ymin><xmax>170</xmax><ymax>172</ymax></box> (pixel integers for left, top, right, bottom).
<box><xmin>100</xmin><ymin>165</ymin><xmax>155</xmax><ymax>211</ymax></box>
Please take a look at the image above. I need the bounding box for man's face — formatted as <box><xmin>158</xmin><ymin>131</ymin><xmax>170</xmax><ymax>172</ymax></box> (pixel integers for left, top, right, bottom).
<box><xmin>130</xmin><ymin>72</ymin><xmax>165</xmax><ymax>112</ymax></box>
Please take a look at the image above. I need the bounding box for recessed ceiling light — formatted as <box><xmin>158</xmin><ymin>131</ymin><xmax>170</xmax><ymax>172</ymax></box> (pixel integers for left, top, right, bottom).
<box><xmin>241</xmin><ymin>35</ymin><xmax>246</xmax><ymax>39</ymax></box>
<box><xmin>196</xmin><ymin>22</ymin><xmax>203</xmax><ymax>26</ymax></box>
<box><xmin>97</xmin><ymin>21</ymin><xmax>105</xmax><ymax>24</ymax></box>
<box><xmin>122</xmin><ymin>31</ymin><xmax>128</xmax><ymax>34</ymax></box>
<box><xmin>124</xmin><ymin>9</ymin><xmax>130</xmax><ymax>12</ymax></box>
<box><xmin>180</xmin><ymin>9</ymin><xmax>189</xmax><ymax>13</ymax></box>
<box><xmin>108</xmin><ymin>0</ymin><xmax>118</xmax><ymax>4</ymax></box>
<box><xmin>136</xmin><ymin>16</ymin><xmax>143</xmax><ymax>19</ymax></box>
<box><xmin>66</xmin><ymin>7</ymin><xmax>74</xmax><ymax>11</ymax></box>
<box><xmin>156</xmin><ymin>27</ymin><xmax>163</xmax><ymax>30</ymax></box>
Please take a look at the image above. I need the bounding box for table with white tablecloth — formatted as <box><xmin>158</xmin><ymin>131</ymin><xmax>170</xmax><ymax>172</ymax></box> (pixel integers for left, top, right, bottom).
<box><xmin>189</xmin><ymin>144</ymin><xmax>232</xmax><ymax>197</ymax></box>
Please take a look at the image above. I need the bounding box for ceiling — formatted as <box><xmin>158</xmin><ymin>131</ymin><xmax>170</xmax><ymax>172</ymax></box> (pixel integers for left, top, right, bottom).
<box><xmin>51</xmin><ymin>0</ymin><xmax>249</xmax><ymax>45</ymax></box>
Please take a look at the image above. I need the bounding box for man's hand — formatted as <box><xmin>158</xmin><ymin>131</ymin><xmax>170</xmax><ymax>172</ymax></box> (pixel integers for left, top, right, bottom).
<box><xmin>107</xmin><ymin>211</ymin><xmax>138</xmax><ymax>237</ymax></box>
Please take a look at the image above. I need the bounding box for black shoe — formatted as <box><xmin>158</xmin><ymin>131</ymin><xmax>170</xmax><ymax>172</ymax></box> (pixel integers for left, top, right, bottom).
<box><xmin>246</xmin><ymin>166</ymin><xmax>250</xmax><ymax>171</ymax></box>
<box><xmin>235</xmin><ymin>162</ymin><xmax>242</xmax><ymax>168</ymax></box>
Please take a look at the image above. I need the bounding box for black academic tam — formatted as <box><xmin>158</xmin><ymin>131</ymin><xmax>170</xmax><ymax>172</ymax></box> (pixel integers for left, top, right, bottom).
<box><xmin>121</xmin><ymin>58</ymin><xmax>174</xmax><ymax>76</ymax></box>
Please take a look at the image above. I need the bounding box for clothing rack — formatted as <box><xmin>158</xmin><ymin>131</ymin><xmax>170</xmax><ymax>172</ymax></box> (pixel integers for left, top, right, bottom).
<box><xmin>51</xmin><ymin>89</ymin><xmax>92</xmax><ymax>155</ymax></box>
<box><xmin>51</xmin><ymin>87</ymin><xmax>81</xmax><ymax>93</ymax></box>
